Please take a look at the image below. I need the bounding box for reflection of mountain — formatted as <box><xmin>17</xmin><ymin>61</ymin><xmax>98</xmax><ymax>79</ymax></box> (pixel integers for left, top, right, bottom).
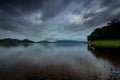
<box><xmin>39</xmin><ymin>40</ymin><xmax>50</xmax><ymax>43</ymax></box>
<box><xmin>89</xmin><ymin>48</ymin><xmax>120</xmax><ymax>65</ymax></box>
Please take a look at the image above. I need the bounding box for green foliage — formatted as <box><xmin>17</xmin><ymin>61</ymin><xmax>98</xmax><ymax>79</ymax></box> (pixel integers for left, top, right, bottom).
<box><xmin>90</xmin><ymin>40</ymin><xmax>120</xmax><ymax>48</ymax></box>
<box><xmin>88</xmin><ymin>19</ymin><xmax>120</xmax><ymax>41</ymax></box>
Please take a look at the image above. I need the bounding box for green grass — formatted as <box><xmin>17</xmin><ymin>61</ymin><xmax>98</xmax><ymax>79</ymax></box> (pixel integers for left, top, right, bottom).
<box><xmin>90</xmin><ymin>40</ymin><xmax>120</xmax><ymax>48</ymax></box>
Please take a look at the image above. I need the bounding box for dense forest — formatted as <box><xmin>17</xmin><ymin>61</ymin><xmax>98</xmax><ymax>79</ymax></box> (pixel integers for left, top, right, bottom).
<box><xmin>88</xmin><ymin>19</ymin><xmax>120</xmax><ymax>41</ymax></box>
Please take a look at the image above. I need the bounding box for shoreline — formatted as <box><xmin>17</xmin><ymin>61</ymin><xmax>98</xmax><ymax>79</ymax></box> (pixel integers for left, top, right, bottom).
<box><xmin>88</xmin><ymin>40</ymin><xmax>120</xmax><ymax>49</ymax></box>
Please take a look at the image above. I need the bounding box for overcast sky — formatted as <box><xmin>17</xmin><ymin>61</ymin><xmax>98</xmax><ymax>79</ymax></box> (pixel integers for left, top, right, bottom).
<box><xmin>0</xmin><ymin>0</ymin><xmax>120</xmax><ymax>41</ymax></box>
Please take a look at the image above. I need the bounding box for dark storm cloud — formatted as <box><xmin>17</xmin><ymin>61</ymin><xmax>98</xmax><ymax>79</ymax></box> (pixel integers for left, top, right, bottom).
<box><xmin>0</xmin><ymin>0</ymin><xmax>120</xmax><ymax>41</ymax></box>
<box><xmin>0</xmin><ymin>0</ymin><xmax>44</xmax><ymax>15</ymax></box>
<box><xmin>0</xmin><ymin>0</ymin><xmax>71</xmax><ymax>19</ymax></box>
<box><xmin>41</xmin><ymin>0</ymin><xmax>71</xmax><ymax>20</ymax></box>
<box><xmin>74</xmin><ymin>0</ymin><xmax>120</xmax><ymax>29</ymax></box>
<box><xmin>0</xmin><ymin>0</ymin><xmax>72</xmax><ymax>37</ymax></box>
<box><xmin>81</xmin><ymin>0</ymin><xmax>120</xmax><ymax>29</ymax></box>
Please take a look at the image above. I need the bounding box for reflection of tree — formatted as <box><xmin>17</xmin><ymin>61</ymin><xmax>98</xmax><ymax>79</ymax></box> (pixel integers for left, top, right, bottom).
<box><xmin>89</xmin><ymin>48</ymin><xmax>120</xmax><ymax>65</ymax></box>
<box><xmin>88</xmin><ymin>19</ymin><xmax>120</xmax><ymax>41</ymax></box>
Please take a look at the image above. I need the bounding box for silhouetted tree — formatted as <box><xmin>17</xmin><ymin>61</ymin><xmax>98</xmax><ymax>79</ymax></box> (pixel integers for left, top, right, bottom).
<box><xmin>88</xmin><ymin>19</ymin><xmax>120</xmax><ymax>41</ymax></box>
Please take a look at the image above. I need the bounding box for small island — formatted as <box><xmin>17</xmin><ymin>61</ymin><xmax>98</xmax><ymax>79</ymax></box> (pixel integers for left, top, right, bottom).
<box><xmin>88</xmin><ymin>19</ymin><xmax>120</xmax><ymax>48</ymax></box>
<box><xmin>0</xmin><ymin>38</ymin><xmax>34</xmax><ymax>46</ymax></box>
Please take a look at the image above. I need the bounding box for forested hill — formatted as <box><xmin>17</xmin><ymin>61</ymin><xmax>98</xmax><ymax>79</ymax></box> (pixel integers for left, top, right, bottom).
<box><xmin>88</xmin><ymin>19</ymin><xmax>120</xmax><ymax>41</ymax></box>
<box><xmin>0</xmin><ymin>38</ymin><xmax>34</xmax><ymax>44</ymax></box>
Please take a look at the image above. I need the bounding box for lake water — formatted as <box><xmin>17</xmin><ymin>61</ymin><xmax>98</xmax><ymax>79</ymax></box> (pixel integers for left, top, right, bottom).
<box><xmin>0</xmin><ymin>43</ymin><xmax>120</xmax><ymax>80</ymax></box>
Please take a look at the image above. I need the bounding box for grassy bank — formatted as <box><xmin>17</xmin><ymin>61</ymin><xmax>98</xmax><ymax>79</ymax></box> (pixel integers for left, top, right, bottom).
<box><xmin>89</xmin><ymin>40</ymin><xmax>120</xmax><ymax>48</ymax></box>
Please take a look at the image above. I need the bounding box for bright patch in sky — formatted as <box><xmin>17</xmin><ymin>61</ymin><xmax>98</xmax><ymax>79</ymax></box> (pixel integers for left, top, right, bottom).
<box><xmin>67</xmin><ymin>14</ymin><xmax>83</xmax><ymax>24</ymax></box>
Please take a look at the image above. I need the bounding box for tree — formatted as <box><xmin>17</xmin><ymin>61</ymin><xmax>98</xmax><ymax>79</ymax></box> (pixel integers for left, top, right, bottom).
<box><xmin>88</xmin><ymin>19</ymin><xmax>120</xmax><ymax>41</ymax></box>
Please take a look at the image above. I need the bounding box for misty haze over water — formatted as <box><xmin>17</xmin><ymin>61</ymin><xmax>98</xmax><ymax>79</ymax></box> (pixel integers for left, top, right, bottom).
<box><xmin>0</xmin><ymin>43</ymin><xmax>120</xmax><ymax>80</ymax></box>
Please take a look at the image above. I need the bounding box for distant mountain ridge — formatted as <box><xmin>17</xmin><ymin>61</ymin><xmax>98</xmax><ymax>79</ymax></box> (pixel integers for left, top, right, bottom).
<box><xmin>0</xmin><ymin>38</ymin><xmax>87</xmax><ymax>44</ymax></box>
<box><xmin>39</xmin><ymin>40</ymin><xmax>86</xmax><ymax>43</ymax></box>
<box><xmin>54</xmin><ymin>40</ymin><xmax>81</xmax><ymax>43</ymax></box>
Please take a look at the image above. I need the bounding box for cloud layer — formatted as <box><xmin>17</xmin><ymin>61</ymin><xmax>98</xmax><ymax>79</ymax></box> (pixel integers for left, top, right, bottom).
<box><xmin>0</xmin><ymin>0</ymin><xmax>120</xmax><ymax>41</ymax></box>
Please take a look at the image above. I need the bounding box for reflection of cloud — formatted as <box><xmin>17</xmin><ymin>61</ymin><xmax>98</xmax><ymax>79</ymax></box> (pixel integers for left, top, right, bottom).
<box><xmin>0</xmin><ymin>43</ymin><xmax>112</xmax><ymax>80</ymax></box>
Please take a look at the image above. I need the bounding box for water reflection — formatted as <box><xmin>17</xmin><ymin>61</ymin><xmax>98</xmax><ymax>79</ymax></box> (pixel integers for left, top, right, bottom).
<box><xmin>0</xmin><ymin>43</ymin><xmax>119</xmax><ymax>80</ymax></box>
<box><xmin>0</xmin><ymin>43</ymin><xmax>33</xmax><ymax>48</ymax></box>
<box><xmin>89</xmin><ymin>48</ymin><xmax>120</xmax><ymax>80</ymax></box>
<box><xmin>89</xmin><ymin>48</ymin><xmax>120</xmax><ymax>65</ymax></box>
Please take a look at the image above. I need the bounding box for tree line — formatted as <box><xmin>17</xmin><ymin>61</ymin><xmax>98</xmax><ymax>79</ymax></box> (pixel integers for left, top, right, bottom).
<box><xmin>88</xmin><ymin>19</ymin><xmax>120</xmax><ymax>41</ymax></box>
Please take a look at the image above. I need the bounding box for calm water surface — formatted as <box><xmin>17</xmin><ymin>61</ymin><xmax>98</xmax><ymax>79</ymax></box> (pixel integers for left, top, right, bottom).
<box><xmin>0</xmin><ymin>43</ymin><xmax>120</xmax><ymax>80</ymax></box>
